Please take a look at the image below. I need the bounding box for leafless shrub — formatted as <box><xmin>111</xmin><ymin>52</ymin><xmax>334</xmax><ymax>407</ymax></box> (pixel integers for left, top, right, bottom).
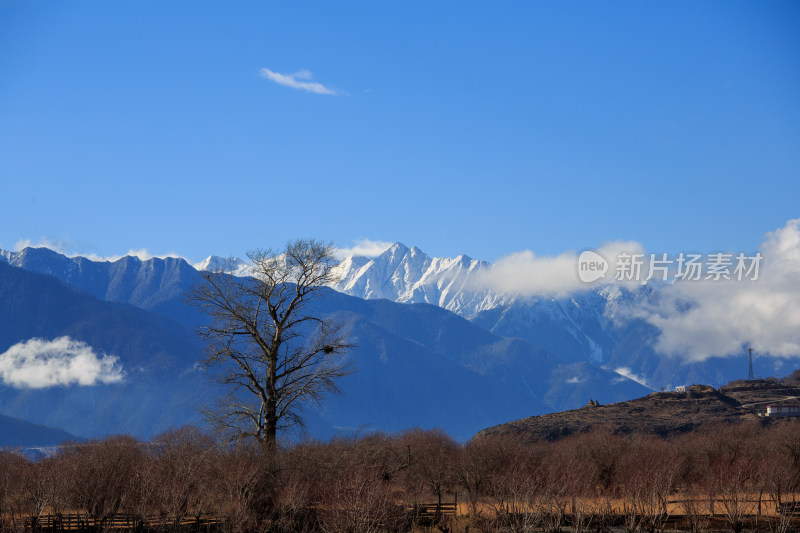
<box><xmin>618</xmin><ymin>436</ymin><xmax>681</xmax><ymax>533</ymax></box>
<box><xmin>697</xmin><ymin>423</ymin><xmax>763</xmax><ymax>533</ymax></box>
<box><xmin>485</xmin><ymin>439</ymin><xmax>546</xmax><ymax>533</ymax></box>
<box><xmin>7</xmin><ymin>417</ymin><xmax>800</xmax><ymax>532</ymax></box>
<box><xmin>213</xmin><ymin>441</ymin><xmax>277</xmax><ymax>533</ymax></box>
<box><xmin>399</xmin><ymin>428</ymin><xmax>459</xmax><ymax>530</ymax></box>
<box><xmin>145</xmin><ymin>425</ymin><xmax>217</xmax><ymax>530</ymax></box>
<box><xmin>0</xmin><ymin>452</ymin><xmax>31</xmax><ymax>532</ymax></box>
<box><xmin>315</xmin><ymin>436</ymin><xmax>407</xmax><ymax>533</ymax></box>
<box><xmin>459</xmin><ymin>435</ymin><xmax>519</xmax><ymax>521</ymax></box>
<box><xmin>57</xmin><ymin>436</ymin><xmax>145</xmax><ymax>528</ymax></box>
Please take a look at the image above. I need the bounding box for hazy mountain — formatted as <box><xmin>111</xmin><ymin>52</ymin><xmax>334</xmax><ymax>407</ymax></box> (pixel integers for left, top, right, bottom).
<box><xmin>0</xmin><ymin>260</ymin><xmax>211</xmax><ymax>438</ymax></box>
<box><xmin>306</xmin><ymin>293</ymin><xmax>650</xmax><ymax>428</ymax></box>
<box><xmin>4</xmin><ymin>244</ymin><xmax>788</xmax><ymax>391</ymax></box>
<box><xmin>0</xmin><ymin>414</ymin><xmax>78</xmax><ymax>447</ymax></box>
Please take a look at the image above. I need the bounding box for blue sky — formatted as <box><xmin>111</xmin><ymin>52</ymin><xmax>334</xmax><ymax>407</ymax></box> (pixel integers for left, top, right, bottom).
<box><xmin>1</xmin><ymin>1</ymin><xmax>798</xmax><ymax>263</ymax></box>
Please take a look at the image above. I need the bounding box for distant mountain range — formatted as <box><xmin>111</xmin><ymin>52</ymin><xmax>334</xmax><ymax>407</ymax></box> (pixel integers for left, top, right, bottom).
<box><xmin>2</xmin><ymin>242</ymin><xmax>789</xmax><ymax>444</ymax></box>
<box><xmin>0</xmin><ymin>247</ymin><xmax>648</xmax><ymax>442</ymax></box>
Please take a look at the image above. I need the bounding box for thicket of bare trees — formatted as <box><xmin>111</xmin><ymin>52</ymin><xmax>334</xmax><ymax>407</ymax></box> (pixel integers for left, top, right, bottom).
<box><xmin>3</xmin><ymin>420</ymin><xmax>800</xmax><ymax>533</ymax></box>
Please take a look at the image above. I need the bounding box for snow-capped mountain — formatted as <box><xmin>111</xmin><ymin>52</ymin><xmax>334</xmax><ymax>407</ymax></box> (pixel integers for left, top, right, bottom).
<box><xmin>331</xmin><ymin>242</ymin><xmax>630</xmax><ymax>365</ymax></box>
<box><xmin>331</xmin><ymin>242</ymin><xmax>514</xmax><ymax>316</ymax></box>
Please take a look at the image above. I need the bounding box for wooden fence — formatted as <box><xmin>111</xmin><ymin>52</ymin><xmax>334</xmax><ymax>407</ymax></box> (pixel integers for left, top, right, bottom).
<box><xmin>22</xmin><ymin>512</ymin><xmax>217</xmax><ymax>532</ymax></box>
<box><xmin>778</xmin><ymin>501</ymin><xmax>800</xmax><ymax>516</ymax></box>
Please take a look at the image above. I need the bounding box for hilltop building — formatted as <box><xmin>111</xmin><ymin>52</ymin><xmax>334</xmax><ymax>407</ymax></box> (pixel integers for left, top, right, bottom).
<box><xmin>761</xmin><ymin>404</ymin><xmax>800</xmax><ymax>417</ymax></box>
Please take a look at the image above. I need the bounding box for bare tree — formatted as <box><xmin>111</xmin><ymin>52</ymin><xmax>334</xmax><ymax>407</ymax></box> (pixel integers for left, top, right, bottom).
<box><xmin>188</xmin><ymin>239</ymin><xmax>353</xmax><ymax>452</ymax></box>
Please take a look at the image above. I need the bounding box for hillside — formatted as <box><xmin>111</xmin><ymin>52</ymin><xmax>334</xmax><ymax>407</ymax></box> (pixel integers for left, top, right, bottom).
<box><xmin>474</xmin><ymin>383</ymin><xmax>800</xmax><ymax>442</ymax></box>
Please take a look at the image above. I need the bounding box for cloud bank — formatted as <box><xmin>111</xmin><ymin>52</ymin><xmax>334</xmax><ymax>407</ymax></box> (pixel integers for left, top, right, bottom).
<box><xmin>628</xmin><ymin>218</ymin><xmax>800</xmax><ymax>362</ymax></box>
<box><xmin>0</xmin><ymin>337</ymin><xmax>124</xmax><ymax>388</ymax></box>
<box><xmin>471</xmin><ymin>240</ymin><xmax>645</xmax><ymax>298</ymax></box>
<box><xmin>466</xmin><ymin>218</ymin><xmax>800</xmax><ymax>363</ymax></box>
<box><xmin>259</xmin><ymin>68</ymin><xmax>340</xmax><ymax>95</ymax></box>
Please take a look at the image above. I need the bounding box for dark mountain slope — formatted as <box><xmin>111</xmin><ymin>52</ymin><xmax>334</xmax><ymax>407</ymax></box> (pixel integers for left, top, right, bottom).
<box><xmin>309</xmin><ymin>291</ymin><xmax>651</xmax><ymax>413</ymax></box>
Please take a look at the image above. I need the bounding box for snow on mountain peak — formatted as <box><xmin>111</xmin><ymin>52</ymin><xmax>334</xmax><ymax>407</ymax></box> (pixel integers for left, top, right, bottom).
<box><xmin>193</xmin><ymin>255</ymin><xmax>254</xmax><ymax>277</ymax></box>
<box><xmin>331</xmin><ymin>243</ymin><xmax>514</xmax><ymax>316</ymax></box>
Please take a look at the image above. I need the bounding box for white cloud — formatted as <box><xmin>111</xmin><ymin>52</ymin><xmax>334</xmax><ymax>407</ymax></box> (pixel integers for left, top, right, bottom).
<box><xmin>334</xmin><ymin>239</ymin><xmax>394</xmax><ymax>259</ymax></box>
<box><xmin>0</xmin><ymin>337</ymin><xmax>123</xmax><ymax>388</ymax></box>
<box><xmin>464</xmin><ymin>219</ymin><xmax>800</xmax><ymax>363</ymax></box>
<box><xmin>614</xmin><ymin>366</ymin><xmax>650</xmax><ymax>387</ymax></box>
<box><xmin>470</xmin><ymin>240</ymin><xmax>645</xmax><ymax>298</ymax></box>
<box><xmin>463</xmin><ymin>220</ymin><xmax>800</xmax><ymax>363</ymax></box>
<box><xmin>259</xmin><ymin>68</ymin><xmax>340</xmax><ymax>95</ymax></box>
<box><xmin>565</xmin><ymin>376</ymin><xmax>583</xmax><ymax>384</ymax></box>
<box><xmin>624</xmin><ymin>218</ymin><xmax>800</xmax><ymax>362</ymax></box>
